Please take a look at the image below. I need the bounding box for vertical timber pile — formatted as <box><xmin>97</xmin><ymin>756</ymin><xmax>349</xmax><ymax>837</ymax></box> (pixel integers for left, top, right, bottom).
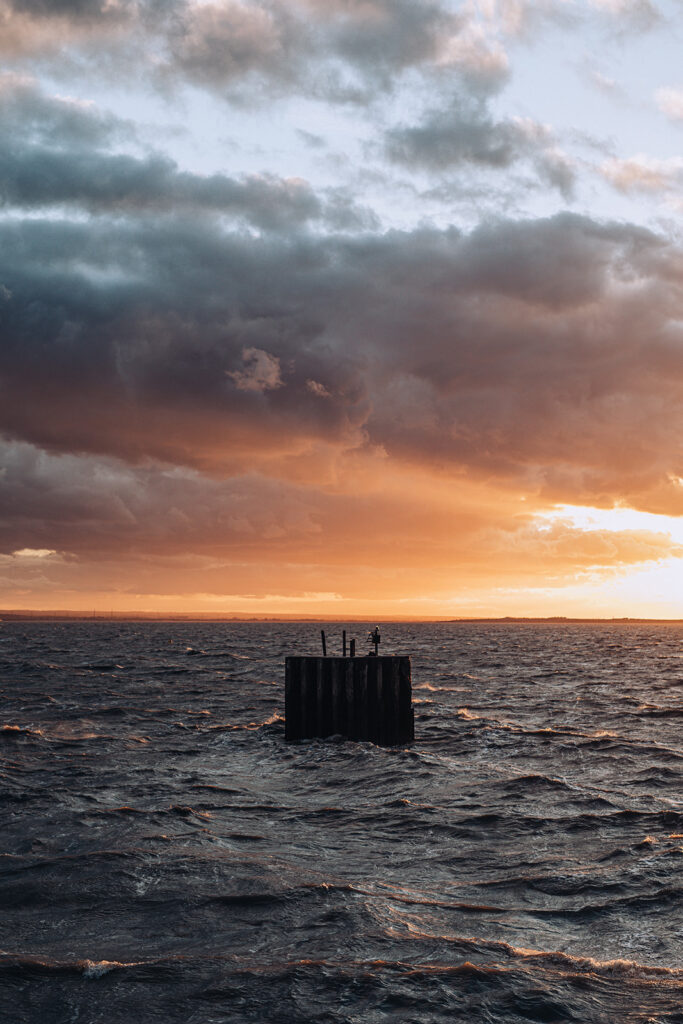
<box><xmin>285</xmin><ymin>656</ymin><xmax>413</xmax><ymax>745</ymax></box>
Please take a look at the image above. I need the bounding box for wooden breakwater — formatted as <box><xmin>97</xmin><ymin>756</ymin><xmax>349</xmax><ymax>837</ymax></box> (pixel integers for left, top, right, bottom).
<box><xmin>285</xmin><ymin>655</ymin><xmax>413</xmax><ymax>746</ymax></box>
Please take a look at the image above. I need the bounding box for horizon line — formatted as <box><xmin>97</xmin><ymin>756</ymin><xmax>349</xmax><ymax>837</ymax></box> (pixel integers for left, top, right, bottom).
<box><xmin>1</xmin><ymin>610</ymin><xmax>682</xmax><ymax>624</ymax></box>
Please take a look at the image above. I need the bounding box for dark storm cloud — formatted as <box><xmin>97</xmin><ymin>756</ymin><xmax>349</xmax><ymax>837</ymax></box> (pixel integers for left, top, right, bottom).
<box><xmin>0</xmin><ymin>202</ymin><xmax>682</xmax><ymax>513</ymax></box>
<box><xmin>0</xmin><ymin>73</ymin><xmax>679</xmax><ymax>517</ymax></box>
<box><xmin>0</xmin><ymin>213</ymin><xmax>372</xmax><ymax>470</ymax></box>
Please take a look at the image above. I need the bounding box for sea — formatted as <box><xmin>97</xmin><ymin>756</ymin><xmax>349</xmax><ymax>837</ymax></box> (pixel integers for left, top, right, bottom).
<box><xmin>1</xmin><ymin>620</ymin><xmax>682</xmax><ymax>1023</ymax></box>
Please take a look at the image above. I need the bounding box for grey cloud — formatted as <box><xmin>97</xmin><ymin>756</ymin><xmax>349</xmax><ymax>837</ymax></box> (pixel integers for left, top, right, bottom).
<box><xmin>296</xmin><ymin>129</ymin><xmax>326</xmax><ymax>149</ymax></box>
<box><xmin>534</xmin><ymin>149</ymin><xmax>575</xmax><ymax>200</ymax></box>
<box><xmin>0</xmin><ymin>215</ymin><xmax>372</xmax><ymax>470</ymax></box>
<box><xmin>3</xmin><ymin>0</ymin><xmax>134</xmax><ymax>19</ymax></box>
<box><xmin>321</xmin><ymin>0</ymin><xmax>461</xmax><ymax>90</ymax></box>
<box><xmin>154</xmin><ymin>0</ymin><xmax>507</xmax><ymax>106</ymax></box>
<box><xmin>1</xmin><ymin>0</ymin><xmax>176</xmax><ymax>26</ymax></box>
<box><xmin>0</xmin><ymin>207</ymin><xmax>681</xmax><ymax>515</ymax></box>
<box><xmin>383</xmin><ymin>97</ymin><xmax>576</xmax><ymax>196</ymax></box>
<box><xmin>2</xmin><ymin>440</ymin><xmax>679</xmax><ymax>597</ymax></box>
<box><xmin>602</xmin><ymin>0</ymin><xmax>661</xmax><ymax>34</ymax></box>
<box><xmin>385</xmin><ymin>103</ymin><xmax>518</xmax><ymax>170</ymax></box>
<box><xmin>164</xmin><ymin>1</ymin><xmax>301</xmax><ymax>93</ymax></box>
<box><xmin>0</xmin><ymin>0</ymin><xmax>143</xmax><ymax>59</ymax></box>
<box><xmin>0</xmin><ymin>80</ymin><xmax>377</xmax><ymax>230</ymax></box>
<box><xmin>0</xmin><ymin>0</ymin><xmax>513</xmax><ymax>129</ymax></box>
<box><xmin>0</xmin><ymin>72</ymin><xmax>130</xmax><ymax>147</ymax></box>
<box><xmin>0</xmin><ymin>144</ymin><xmax>374</xmax><ymax>229</ymax></box>
<box><xmin>0</xmin><ymin>440</ymin><xmax>325</xmax><ymax>557</ymax></box>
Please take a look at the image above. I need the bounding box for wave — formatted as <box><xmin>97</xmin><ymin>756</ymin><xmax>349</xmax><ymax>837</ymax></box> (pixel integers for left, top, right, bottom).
<box><xmin>205</xmin><ymin>712</ymin><xmax>285</xmax><ymax>733</ymax></box>
<box><xmin>3</xmin><ymin>941</ymin><xmax>680</xmax><ymax>989</ymax></box>
<box><xmin>75</xmin><ymin>663</ymin><xmax>125</xmax><ymax>671</ymax></box>
<box><xmin>185</xmin><ymin>648</ymin><xmax>254</xmax><ymax>661</ymax></box>
<box><xmin>374</xmin><ymin>922</ymin><xmax>683</xmax><ymax>982</ymax></box>
<box><xmin>0</xmin><ymin>951</ymin><xmax>190</xmax><ymax>981</ymax></box>
<box><xmin>453</xmin><ymin>708</ymin><xmax>683</xmax><ymax>760</ymax></box>
<box><xmin>3</xmin><ymin>619</ymin><xmax>683</xmax><ymax>1023</ymax></box>
<box><xmin>414</xmin><ymin>683</ymin><xmax>457</xmax><ymax>693</ymax></box>
<box><xmin>500</xmin><ymin>773</ymin><xmax>574</xmax><ymax>794</ymax></box>
<box><xmin>0</xmin><ymin>724</ymin><xmax>43</xmax><ymax>739</ymax></box>
<box><xmin>637</xmin><ymin>706</ymin><xmax>683</xmax><ymax>719</ymax></box>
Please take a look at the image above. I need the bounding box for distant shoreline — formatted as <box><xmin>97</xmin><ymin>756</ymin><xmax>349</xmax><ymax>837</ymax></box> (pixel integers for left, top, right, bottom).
<box><xmin>1</xmin><ymin>611</ymin><xmax>681</xmax><ymax>624</ymax></box>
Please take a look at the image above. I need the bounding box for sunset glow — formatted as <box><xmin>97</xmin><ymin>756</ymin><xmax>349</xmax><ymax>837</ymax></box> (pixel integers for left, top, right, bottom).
<box><xmin>0</xmin><ymin>0</ymin><xmax>682</xmax><ymax>618</ymax></box>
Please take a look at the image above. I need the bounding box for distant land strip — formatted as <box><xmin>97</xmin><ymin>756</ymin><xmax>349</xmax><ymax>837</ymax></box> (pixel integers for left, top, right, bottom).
<box><xmin>0</xmin><ymin>611</ymin><xmax>682</xmax><ymax>624</ymax></box>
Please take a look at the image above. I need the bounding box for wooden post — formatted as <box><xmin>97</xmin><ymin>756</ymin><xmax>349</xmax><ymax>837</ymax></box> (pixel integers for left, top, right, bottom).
<box><xmin>285</xmin><ymin>656</ymin><xmax>413</xmax><ymax>746</ymax></box>
<box><xmin>350</xmin><ymin>638</ymin><xmax>356</xmax><ymax>657</ymax></box>
<box><xmin>342</xmin><ymin>629</ymin><xmax>347</xmax><ymax>657</ymax></box>
<box><xmin>320</xmin><ymin>629</ymin><xmax>327</xmax><ymax>656</ymax></box>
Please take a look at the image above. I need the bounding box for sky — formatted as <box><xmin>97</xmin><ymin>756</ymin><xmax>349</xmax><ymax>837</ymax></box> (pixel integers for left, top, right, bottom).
<box><xmin>0</xmin><ymin>0</ymin><xmax>682</xmax><ymax>618</ymax></box>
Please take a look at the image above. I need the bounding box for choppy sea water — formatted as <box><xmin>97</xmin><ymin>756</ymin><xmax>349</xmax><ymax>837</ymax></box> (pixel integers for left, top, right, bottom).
<box><xmin>1</xmin><ymin>620</ymin><xmax>682</xmax><ymax>1024</ymax></box>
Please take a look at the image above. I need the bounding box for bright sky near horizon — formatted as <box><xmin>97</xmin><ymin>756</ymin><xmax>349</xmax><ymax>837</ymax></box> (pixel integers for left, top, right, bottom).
<box><xmin>0</xmin><ymin>0</ymin><xmax>682</xmax><ymax>616</ymax></box>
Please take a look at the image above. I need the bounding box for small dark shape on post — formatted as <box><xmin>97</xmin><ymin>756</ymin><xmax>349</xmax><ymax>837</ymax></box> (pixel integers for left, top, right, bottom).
<box><xmin>320</xmin><ymin>629</ymin><xmax>327</xmax><ymax>656</ymax></box>
<box><xmin>285</xmin><ymin>655</ymin><xmax>413</xmax><ymax>746</ymax></box>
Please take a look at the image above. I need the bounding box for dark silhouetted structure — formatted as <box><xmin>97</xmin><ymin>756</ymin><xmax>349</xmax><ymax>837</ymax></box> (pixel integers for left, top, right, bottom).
<box><xmin>285</xmin><ymin>655</ymin><xmax>413</xmax><ymax>745</ymax></box>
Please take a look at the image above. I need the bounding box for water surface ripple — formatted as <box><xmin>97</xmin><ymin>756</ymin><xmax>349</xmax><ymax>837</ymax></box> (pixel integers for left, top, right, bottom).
<box><xmin>1</xmin><ymin>621</ymin><xmax>682</xmax><ymax>1022</ymax></box>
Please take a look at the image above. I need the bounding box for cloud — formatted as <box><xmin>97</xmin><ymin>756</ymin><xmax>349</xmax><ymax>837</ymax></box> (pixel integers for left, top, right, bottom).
<box><xmin>306</xmin><ymin>379</ymin><xmax>331</xmax><ymax>398</ymax></box>
<box><xmin>4</xmin><ymin>0</ymin><xmax>132</xmax><ymax>19</ymax></box>
<box><xmin>164</xmin><ymin>1</ymin><xmax>297</xmax><ymax>93</ymax></box>
<box><xmin>299</xmin><ymin>0</ymin><xmax>509</xmax><ymax>97</ymax></box>
<box><xmin>0</xmin><ymin>70</ymin><xmax>129</xmax><ymax>145</ymax></box>
<box><xmin>655</xmin><ymin>86</ymin><xmax>683</xmax><ymax>122</ymax></box>
<box><xmin>589</xmin><ymin>0</ymin><xmax>660</xmax><ymax>31</ymax></box>
<box><xmin>0</xmin><ymin>199</ymin><xmax>682</xmax><ymax>520</ymax></box>
<box><xmin>588</xmin><ymin>69</ymin><xmax>620</xmax><ymax>95</ymax></box>
<box><xmin>490</xmin><ymin>0</ymin><xmax>659</xmax><ymax>44</ymax></box>
<box><xmin>0</xmin><ymin>77</ymin><xmax>378</xmax><ymax>230</ymax></box>
<box><xmin>0</xmin><ymin>440</ymin><xmax>326</xmax><ymax>558</ymax></box>
<box><xmin>600</xmin><ymin>154</ymin><xmax>683</xmax><ymax>194</ymax></box>
<box><xmin>0</xmin><ymin>0</ymin><xmax>143</xmax><ymax>58</ymax></box>
<box><xmin>434</xmin><ymin>20</ymin><xmax>509</xmax><ymax>94</ymax></box>
<box><xmin>0</xmin><ymin>0</ymin><xmax>512</xmax><ymax>108</ymax></box>
<box><xmin>1</xmin><ymin>439</ymin><xmax>679</xmax><ymax>607</ymax></box>
<box><xmin>492</xmin><ymin>0</ymin><xmax>579</xmax><ymax>40</ymax></box>
<box><xmin>0</xmin><ymin>0</ymin><xmax>680</xmax><ymax>615</ymax></box>
<box><xmin>383</xmin><ymin>98</ymin><xmax>575</xmax><ymax>196</ymax></box>
<box><xmin>384</xmin><ymin>101</ymin><xmax>519</xmax><ymax>171</ymax></box>
<box><xmin>227</xmin><ymin>347</ymin><xmax>283</xmax><ymax>392</ymax></box>
<box><xmin>11</xmin><ymin>547</ymin><xmax>57</xmax><ymax>558</ymax></box>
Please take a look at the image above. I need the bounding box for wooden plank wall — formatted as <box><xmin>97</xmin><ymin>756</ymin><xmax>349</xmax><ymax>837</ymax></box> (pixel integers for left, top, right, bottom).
<box><xmin>285</xmin><ymin>655</ymin><xmax>413</xmax><ymax>746</ymax></box>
